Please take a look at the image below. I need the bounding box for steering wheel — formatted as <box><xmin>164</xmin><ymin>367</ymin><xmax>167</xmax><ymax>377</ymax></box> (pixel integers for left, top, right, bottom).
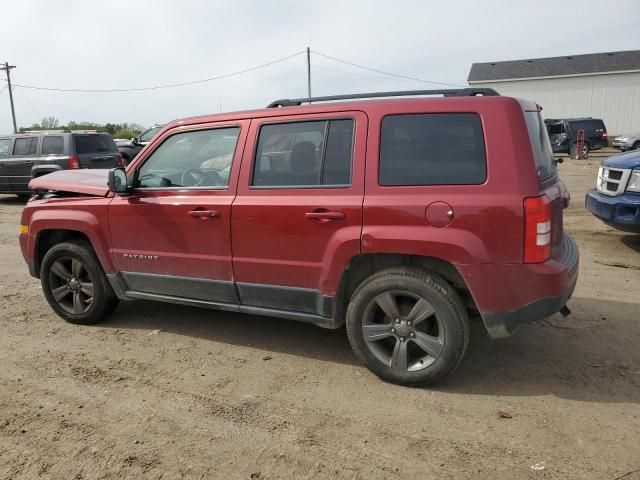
<box><xmin>181</xmin><ymin>168</ymin><xmax>223</xmax><ymax>187</ymax></box>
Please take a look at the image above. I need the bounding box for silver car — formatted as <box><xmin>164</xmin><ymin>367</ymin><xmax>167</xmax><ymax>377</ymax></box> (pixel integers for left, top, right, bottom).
<box><xmin>612</xmin><ymin>133</ymin><xmax>640</xmax><ymax>151</ymax></box>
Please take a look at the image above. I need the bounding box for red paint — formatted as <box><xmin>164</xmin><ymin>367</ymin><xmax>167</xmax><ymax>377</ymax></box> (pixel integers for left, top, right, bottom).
<box><xmin>20</xmin><ymin>95</ymin><xmax>575</xmax><ymax>318</ymax></box>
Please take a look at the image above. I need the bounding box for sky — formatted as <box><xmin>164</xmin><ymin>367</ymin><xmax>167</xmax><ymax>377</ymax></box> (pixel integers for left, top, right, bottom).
<box><xmin>1</xmin><ymin>0</ymin><xmax>639</xmax><ymax>133</ymax></box>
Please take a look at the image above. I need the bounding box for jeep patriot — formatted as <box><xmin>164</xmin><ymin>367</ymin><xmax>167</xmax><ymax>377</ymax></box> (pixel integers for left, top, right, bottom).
<box><xmin>19</xmin><ymin>88</ymin><xmax>579</xmax><ymax>385</ymax></box>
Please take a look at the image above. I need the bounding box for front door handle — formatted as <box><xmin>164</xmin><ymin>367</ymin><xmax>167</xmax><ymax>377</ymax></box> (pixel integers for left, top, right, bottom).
<box><xmin>305</xmin><ymin>210</ymin><xmax>345</xmax><ymax>221</ymax></box>
<box><xmin>24</xmin><ymin>160</ymin><xmax>34</xmax><ymax>165</ymax></box>
<box><xmin>188</xmin><ymin>209</ymin><xmax>220</xmax><ymax>219</ymax></box>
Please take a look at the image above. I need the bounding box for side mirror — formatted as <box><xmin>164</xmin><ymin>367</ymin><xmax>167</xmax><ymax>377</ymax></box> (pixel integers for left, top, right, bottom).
<box><xmin>108</xmin><ymin>168</ymin><xmax>129</xmax><ymax>194</ymax></box>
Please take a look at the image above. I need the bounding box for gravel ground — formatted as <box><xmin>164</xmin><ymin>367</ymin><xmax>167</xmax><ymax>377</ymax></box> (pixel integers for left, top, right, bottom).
<box><xmin>0</xmin><ymin>156</ymin><xmax>639</xmax><ymax>480</ymax></box>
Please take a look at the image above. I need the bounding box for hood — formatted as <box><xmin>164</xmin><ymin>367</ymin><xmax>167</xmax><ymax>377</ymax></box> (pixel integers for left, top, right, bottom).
<box><xmin>603</xmin><ymin>150</ymin><xmax>640</xmax><ymax>170</ymax></box>
<box><xmin>28</xmin><ymin>169</ymin><xmax>111</xmax><ymax>196</ymax></box>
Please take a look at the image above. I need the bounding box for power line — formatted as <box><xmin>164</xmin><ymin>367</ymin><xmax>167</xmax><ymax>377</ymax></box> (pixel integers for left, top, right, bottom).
<box><xmin>12</xmin><ymin>51</ymin><xmax>306</xmax><ymax>93</ymax></box>
<box><xmin>312</xmin><ymin>50</ymin><xmax>465</xmax><ymax>88</ymax></box>
<box><xmin>312</xmin><ymin>63</ymin><xmax>420</xmax><ymax>83</ymax></box>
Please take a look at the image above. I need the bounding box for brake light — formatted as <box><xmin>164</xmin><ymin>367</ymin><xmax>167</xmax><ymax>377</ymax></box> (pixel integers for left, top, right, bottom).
<box><xmin>524</xmin><ymin>196</ymin><xmax>552</xmax><ymax>263</ymax></box>
<box><xmin>602</xmin><ymin>132</ymin><xmax>608</xmax><ymax>139</ymax></box>
<box><xmin>68</xmin><ymin>155</ymin><xmax>80</xmax><ymax>169</ymax></box>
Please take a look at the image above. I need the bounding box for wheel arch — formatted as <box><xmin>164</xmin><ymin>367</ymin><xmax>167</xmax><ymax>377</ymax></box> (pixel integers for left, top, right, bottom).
<box><xmin>335</xmin><ymin>253</ymin><xmax>475</xmax><ymax>327</ymax></box>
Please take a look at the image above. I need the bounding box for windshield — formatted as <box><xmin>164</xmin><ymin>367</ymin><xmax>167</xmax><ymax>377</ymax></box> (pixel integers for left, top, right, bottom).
<box><xmin>139</xmin><ymin>126</ymin><xmax>162</xmax><ymax>143</ymax></box>
<box><xmin>525</xmin><ymin>112</ymin><xmax>556</xmax><ymax>181</ymax></box>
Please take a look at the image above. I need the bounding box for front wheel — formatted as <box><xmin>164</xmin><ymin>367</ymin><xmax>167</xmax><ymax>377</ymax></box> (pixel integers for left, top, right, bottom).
<box><xmin>40</xmin><ymin>240</ymin><xmax>119</xmax><ymax>325</ymax></box>
<box><xmin>346</xmin><ymin>267</ymin><xmax>469</xmax><ymax>386</ymax></box>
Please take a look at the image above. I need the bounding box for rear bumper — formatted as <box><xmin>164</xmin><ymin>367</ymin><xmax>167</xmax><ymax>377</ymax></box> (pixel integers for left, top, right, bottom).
<box><xmin>585</xmin><ymin>189</ymin><xmax>640</xmax><ymax>233</ymax></box>
<box><xmin>458</xmin><ymin>233</ymin><xmax>579</xmax><ymax>339</ymax></box>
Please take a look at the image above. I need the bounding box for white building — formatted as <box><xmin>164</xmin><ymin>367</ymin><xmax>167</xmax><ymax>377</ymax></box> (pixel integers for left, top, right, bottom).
<box><xmin>468</xmin><ymin>50</ymin><xmax>640</xmax><ymax>135</ymax></box>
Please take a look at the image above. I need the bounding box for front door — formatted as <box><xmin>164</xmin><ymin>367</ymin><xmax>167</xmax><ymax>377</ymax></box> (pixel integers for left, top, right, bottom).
<box><xmin>108</xmin><ymin>121</ymin><xmax>249</xmax><ymax>304</ymax></box>
<box><xmin>9</xmin><ymin>136</ymin><xmax>38</xmax><ymax>192</ymax></box>
<box><xmin>231</xmin><ymin>112</ymin><xmax>366</xmax><ymax>317</ymax></box>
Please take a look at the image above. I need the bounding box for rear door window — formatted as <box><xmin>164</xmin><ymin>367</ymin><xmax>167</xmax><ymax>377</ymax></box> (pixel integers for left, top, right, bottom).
<box><xmin>379</xmin><ymin>113</ymin><xmax>486</xmax><ymax>186</ymax></box>
<box><xmin>73</xmin><ymin>134</ymin><xmax>118</xmax><ymax>154</ymax></box>
<box><xmin>252</xmin><ymin>119</ymin><xmax>354</xmax><ymax>187</ymax></box>
<box><xmin>525</xmin><ymin>112</ymin><xmax>556</xmax><ymax>181</ymax></box>
<box><xmin>13</xmin><ymin>137</ymin><xmax>38</xmax><ymax>156</ymax></box>
<box><xmin>42</xmin><ymin>136</ymin><xmax>64</xmax><ymax>155</ymax></box>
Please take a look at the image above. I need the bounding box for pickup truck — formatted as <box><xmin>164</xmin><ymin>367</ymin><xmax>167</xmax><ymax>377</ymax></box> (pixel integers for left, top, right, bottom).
<box><xmin>585</xmin><ymin>150</ymin><xmax>640</xmax><ymax>233</ymax></box>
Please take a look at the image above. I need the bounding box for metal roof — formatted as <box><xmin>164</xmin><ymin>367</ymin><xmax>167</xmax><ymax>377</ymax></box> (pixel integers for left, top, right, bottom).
<box><xmin>468</xmin><ymin>50</ymin><xmax>640</xmax><ymax>83</ymax></box>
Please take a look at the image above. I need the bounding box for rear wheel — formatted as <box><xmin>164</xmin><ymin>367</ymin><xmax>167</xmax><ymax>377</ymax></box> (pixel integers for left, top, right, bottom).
<box><xmin>570</xmin><ymin>143</ymin><xmax>589</xmax><ymax>159</ymax></box>
<box><xmin>346</xmin><ymin>267</ymin><xmax>469</xmax><ymax>386</ymax></box>
<box><xmin>632</xmin><ymin>142</ymin><xmax>640</xmax><ymax>151</ymax></box>
<box><xmin>40</xmin><ymin>240</ymin><xmax>119</xmax><ymax>325</ymax></box>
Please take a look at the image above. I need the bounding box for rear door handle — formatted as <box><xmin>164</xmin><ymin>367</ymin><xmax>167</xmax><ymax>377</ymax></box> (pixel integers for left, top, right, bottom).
<box><xmin>305</xmin><ymin>210</ymin><xmax>345</xmax><ymax>221</ymax></box>
<box><xmin>188</xmin><ymin>209</ymin><xmax>220</xmax><ymax>219</ymax></box>
<box><xmin>25</xmin><ymin>160</ymin><xmax>34</xmax><ymax>165</ymax></box>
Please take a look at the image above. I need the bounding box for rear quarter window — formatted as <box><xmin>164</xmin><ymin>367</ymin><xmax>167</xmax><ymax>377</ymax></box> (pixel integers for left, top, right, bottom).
<box><xmin>73</xmin><ymin>134</ymin><xmax>118</xmax><ymax>154</ymax></box>
<box><xmin>525</xmin><ymin>112</ymin><xmax>556</xmax><ymax>181</ymax></box>
<box><xmin>379</xmin><ymin>113</ymin><xmax>486</xmax><ymax>186</ymax></box>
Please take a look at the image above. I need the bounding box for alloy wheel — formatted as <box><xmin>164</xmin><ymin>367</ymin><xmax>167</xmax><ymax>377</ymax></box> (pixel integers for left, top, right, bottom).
<box><xmin>47</xmin><ymin>256</ymin><xmax>95</xmax><ymax>315</ymax></box>
<box><xmin>362</xmin><ymin>290</ymin><xmax>444</xmax><ymax>372</ymax></box>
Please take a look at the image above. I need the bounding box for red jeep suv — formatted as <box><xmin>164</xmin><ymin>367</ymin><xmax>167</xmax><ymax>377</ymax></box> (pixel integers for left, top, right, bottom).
<box><xmin>19</xmin><ymin>89</ymin><xmax>579</xmax><ymax>386</ymax></box>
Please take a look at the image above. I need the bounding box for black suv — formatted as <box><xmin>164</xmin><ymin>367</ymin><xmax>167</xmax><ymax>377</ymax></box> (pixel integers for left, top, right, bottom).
<box><xmin>544</xmin><ymin>117</ymin><xmax>608</xmax><ymax>159</ymax></box>
<box><xmin>117</xmin><ymin>124</ymin><xmax>164</xmax><ymax>165</ymax></box>
<box><xmin>0</xmin><ymin>131</ymin><xmax>122</xmax><ymax>197</ymax></box>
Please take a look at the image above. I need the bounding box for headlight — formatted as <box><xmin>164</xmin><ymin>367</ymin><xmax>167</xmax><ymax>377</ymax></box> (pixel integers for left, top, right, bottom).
<box><xmin>627</xmin><ymin>170</ymin><xmax>640</xmax><ymax>192</ymax></box>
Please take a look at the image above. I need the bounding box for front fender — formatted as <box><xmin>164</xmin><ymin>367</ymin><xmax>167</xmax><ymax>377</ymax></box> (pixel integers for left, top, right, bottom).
<box><xmin>27</xmin><ymin>205</ymin><xmax>115</xmax><ymax>273</ymax></box>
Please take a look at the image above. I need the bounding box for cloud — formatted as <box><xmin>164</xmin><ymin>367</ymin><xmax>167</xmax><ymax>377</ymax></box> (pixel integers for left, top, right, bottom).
<box><xmin>1</xmin><ymin>0</ymin><xmax>638</xmax><ymax>132</ymax></box>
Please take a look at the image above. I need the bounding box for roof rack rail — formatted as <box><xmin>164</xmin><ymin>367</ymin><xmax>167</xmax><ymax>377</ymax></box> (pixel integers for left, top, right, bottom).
<box><xmin>267</xmin><ymin>88</ymin><xmax>499</xmax><ymax>108</ymax></box>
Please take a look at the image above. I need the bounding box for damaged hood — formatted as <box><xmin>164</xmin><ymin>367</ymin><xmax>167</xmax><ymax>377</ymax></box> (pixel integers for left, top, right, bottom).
<box><xmin>28</xmin><ymin>169</ymin><xmax>111</xmax><ymax>196</ymax></box>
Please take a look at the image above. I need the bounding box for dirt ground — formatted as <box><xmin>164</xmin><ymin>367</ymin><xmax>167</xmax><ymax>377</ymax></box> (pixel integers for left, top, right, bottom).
<box><xmin>0</xmin><ymin>154</ymin><xmax>639</xmax><ymax>480</ymax></box>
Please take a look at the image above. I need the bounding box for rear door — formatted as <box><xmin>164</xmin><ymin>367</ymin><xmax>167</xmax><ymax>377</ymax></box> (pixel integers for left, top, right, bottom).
<box><xmin>72</xmin><ymin>133</ymin><xmax>121</xmax><ymax>168</ymax></box>
<box><xmin>0</xmin><ymin>137</ymin><xmax>12</xmax><ymax>192</ymax></box>
<box><xmin>108</xmin><ymin>121</ymin><xmax>249</xmax><ymax>303</ymax></box>
<box><xmin>8</xmin><ymin>136</ymin><xmax>38</xmax><ymax>192</ymax></box>
<box><xmin>231</xmin><ymin>112</ymin><xmax>366</xmax><ymax>316</ymax></box>
<box><xmin>38</xmin><ymin>135</ymin><xmax>67</xmax><ymax>174</ymax></box>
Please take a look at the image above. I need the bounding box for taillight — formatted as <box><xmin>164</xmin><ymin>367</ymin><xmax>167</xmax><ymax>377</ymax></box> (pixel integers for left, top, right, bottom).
<box><xmin>602</xmin><ymin>132</ymin><xmax>608</xmax><ymax>139</ymax></box>
<box><xmin>68</xmin><ymin>155</ymin><xmax>80</xmax><ymax>169</ymax></box>
<box><xmin>524</xmin><ymin>195</ymin><xmax>552</xmax><ymax>263</ymax></box>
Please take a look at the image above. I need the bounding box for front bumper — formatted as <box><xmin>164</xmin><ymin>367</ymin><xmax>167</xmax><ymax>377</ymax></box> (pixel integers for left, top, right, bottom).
<box><xmin>585</xmin><ymin>189</ymin><xmax>640</xmax><ymax>233</ymax></box>
<box><xmin>459</xmin><ymin>233</ymin><xmax>579</xmax><ymax>339</ymax></box>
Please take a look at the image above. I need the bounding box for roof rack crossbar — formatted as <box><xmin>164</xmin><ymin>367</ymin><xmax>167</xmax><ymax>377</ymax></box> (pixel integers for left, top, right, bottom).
<box><xmin>267</xmin><ymin>88</ymin><xmax>499</xmax><ymax>108</ymax></box>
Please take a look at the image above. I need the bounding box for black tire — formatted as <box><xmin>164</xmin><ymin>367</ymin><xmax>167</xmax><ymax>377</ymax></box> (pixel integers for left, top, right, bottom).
<box><xmin>16</xmin><ymin>194</ymin><xmax>31</xmax><ymax>200</ymax></box>
<box><xmin>632</xmin><ymin>142</ymin><xmax>640</xmax><ymax>151</ymax></box>
<box><xmin>346</xmin><ymin>267</ymin><xmax>469</xmax><ymax>386</ymax></box>
<box><xmin>40</xmin><ymin>240</ymin><xmax>119</xmax><ymax>325</ymax></box>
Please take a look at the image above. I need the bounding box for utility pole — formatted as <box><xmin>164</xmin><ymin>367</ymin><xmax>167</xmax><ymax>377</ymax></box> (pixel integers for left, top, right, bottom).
<box><xmin>306</xmin><ymin>47</ymin><xmax>312</xmax><ymax>103</ymax></box>
<box><xmin>1</xmin><ymin>62</ymin><xmax>17</xmax><ymax>133</ymax></box>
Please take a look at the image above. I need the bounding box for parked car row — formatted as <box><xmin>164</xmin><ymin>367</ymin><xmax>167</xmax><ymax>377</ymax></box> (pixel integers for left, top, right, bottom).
<box><xmin>0</xmin><ymin>131</ymin><xmax>123</xmax><ymax>196</ymax></box>
<box><xmin>19</xmin><ymin>88</ymin><xmax>579</xmax><ymax>386</ymax></box>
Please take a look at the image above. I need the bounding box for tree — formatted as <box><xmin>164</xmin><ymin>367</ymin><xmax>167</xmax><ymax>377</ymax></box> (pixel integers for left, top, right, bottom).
<box><xmin>40</xmin><ymin>116</ymin><xmax>60</xmax><ymax>129</ymax></box>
